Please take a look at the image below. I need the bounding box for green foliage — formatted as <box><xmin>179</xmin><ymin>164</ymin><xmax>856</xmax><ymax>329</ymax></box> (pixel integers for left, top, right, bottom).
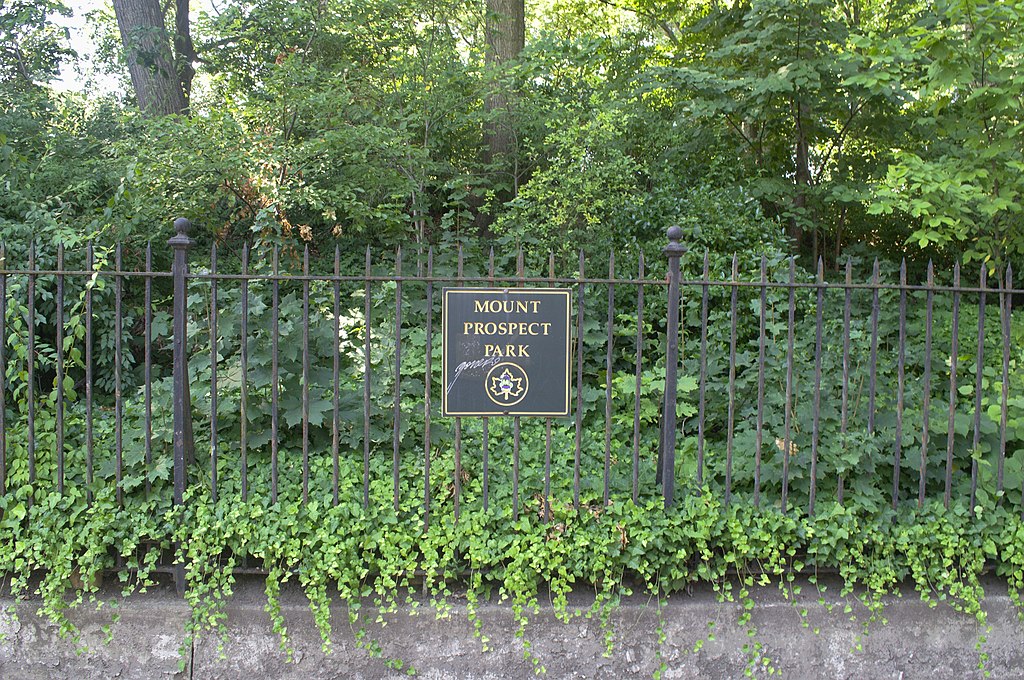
<box><xmin>3</xmin><ymin>0</ymin><xmax>1024</xmax><ymax>672</ymax></box>
<box><xmin>5</xmin><ymin>0</ymin><xmax>1024</xmax><ymax>264</ymax></box>
<box><xmin>496</xmin><ymin>103</ymin><xmax>645</xmax><ymax>253</ymax></box>
<box><xmin>1</xmin><ymin>239</ymin><xmax>1023</xmax><ymax>675</ymax></box>
<box><xmin>868</xmin><ymin>0</ymin><xmax>1024</xmax><ymax>267</ymax></box>
<box><xmin>0</xmin><ymin>0</ymin><xmax>73</xmax><ymax>87</ymax></box>
<box><xmin>0</xmin><ymin>94</ymin><xmax>130</xmax><ymax>248</ymax></box>
<box><xmin>0</xmin><ymin>484</ymin><xmax>170</xmax><ymax>646</ymax></box>
<box><xmin>640</xmin><ymin>0</ymin><xmax>922</xmax><ymax>254</ymax></box>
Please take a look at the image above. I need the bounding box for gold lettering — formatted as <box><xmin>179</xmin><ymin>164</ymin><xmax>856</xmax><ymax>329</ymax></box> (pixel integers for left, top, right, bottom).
<box><xmin>462</xmin><ymin>320</ymin><xmax>553</xmax><ymax>336</ymax></box>
<box><xmin>468</xmin><ymin>298</ymin><xmax>553</xmax><ymax>315</ymax></box>
<box><xmin>488</xmin><ymin>344</ymin><xmax>535</xmax><ymax>357</ymax></box>
<box><xmin>484</xmin><ymin>344</ymin><xmax>528</xmax><ymax>356</ymax></box>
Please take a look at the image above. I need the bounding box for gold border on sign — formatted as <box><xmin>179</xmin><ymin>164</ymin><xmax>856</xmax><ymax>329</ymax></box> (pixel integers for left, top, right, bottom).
<box><xmin>442</xmin><ymin>288</ymin><xmax>572</xmax><ymax>417</ymax></box>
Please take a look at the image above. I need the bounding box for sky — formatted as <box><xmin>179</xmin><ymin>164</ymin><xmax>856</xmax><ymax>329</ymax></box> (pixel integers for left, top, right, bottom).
<box><xmin>53</xmin><ymin>0</ymin><xmax>109</xmax><ymax>92</ymax></box>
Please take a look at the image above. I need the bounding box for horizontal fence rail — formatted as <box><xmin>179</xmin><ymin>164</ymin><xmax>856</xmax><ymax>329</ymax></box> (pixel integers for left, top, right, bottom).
<box><xmin>1</xmin><ymin>221</ymin><xmax>1022</xmax><ymax>588</ymax></box>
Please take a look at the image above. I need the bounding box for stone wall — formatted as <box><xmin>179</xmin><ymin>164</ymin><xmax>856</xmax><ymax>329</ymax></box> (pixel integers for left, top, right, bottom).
<box><xmin>2</xmin><ymin>575</ymin><xmax>1021</xmax><ymax>679</ymax></box>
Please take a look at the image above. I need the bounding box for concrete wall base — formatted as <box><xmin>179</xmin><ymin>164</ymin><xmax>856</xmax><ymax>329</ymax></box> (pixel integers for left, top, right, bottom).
<box><xmin>1</xmin><ymin>575</ymin><xmax>1021</xmax><ymax>679</ymax></box>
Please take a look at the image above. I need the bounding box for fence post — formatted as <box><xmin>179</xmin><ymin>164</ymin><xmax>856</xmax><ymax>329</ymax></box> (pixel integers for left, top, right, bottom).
<box><xmin>169</xmin><ymin>217</ymin><xmax>195</xmax><ymax>596</ymax></box>
<box><xmin>661</xmin><ymin>226</ymin><xmax>686</xmax><ymax>508</ymax></box>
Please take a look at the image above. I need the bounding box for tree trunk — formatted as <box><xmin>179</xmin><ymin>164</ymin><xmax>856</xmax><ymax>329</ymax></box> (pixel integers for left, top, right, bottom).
<box><xmin>835</xmin><ymin>204</ymin><xmax>846</xmax><ymax>270</ymax></box>
<box><xmin>791</xmin><ymin>97</ymin><xmax>811</xmax><ymax>251</ymax></box>
<box><xmin>174</xmin><ymin>0</ymin><xmax>197</xmax><ymax>102</ymax></box>
<box><xmin>113</xmin><ymin>0</ymin><xmax>188</xmax><ymax>116</ymax></box>
<box><xmin>484</xmin><ymin>0</ymin><xmax>524</xmax><ymax>165</ymax></box>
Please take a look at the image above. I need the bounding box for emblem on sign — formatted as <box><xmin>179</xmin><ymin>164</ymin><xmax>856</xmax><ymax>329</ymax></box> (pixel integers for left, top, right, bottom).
<box><xmin>485</xmin><ymin>362</ymin><xmax>529</xmax><ymax>406</ymax></box>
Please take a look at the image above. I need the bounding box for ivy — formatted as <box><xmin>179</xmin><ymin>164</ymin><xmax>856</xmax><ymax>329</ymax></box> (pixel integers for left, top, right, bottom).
<box><xmin>3</xmin><ymin>470</ymin><xmax>1020</xmax><ymax>676</ymax></box>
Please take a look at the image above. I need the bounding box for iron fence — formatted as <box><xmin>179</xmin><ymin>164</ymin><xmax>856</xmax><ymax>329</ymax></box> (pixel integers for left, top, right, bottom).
<box><xmin>0</xmin><ymin>219</ymin><xmax>1021</xmax><ymax>589</ymax></box>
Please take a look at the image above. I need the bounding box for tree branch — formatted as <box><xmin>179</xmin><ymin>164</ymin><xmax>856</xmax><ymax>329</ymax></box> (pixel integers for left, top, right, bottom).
<box><xmin>592</xmin><ymin>0</ymin><xmax>681</xmax><ymax>46</ymax></box>
<box><xmin>723</xmin><ymin>111</ymin><xmax>761</xmax><ymax>157</ymax></box>
<box><xmin>223</xmin><ymin>178</ymin><xmax>261</xmax><ymax>216</ymax></box>
<box><xmin>815</xmin><ymin>99</ymin><xmax>865</xmax><ymax>183</ymax></box>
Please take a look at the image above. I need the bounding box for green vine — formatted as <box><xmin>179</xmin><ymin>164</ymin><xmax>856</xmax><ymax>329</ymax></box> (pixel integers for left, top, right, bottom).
<box><xmin>1</xmin><ymin>484</ymin><xmax>1021</xmax><ymax>676</ymax></box>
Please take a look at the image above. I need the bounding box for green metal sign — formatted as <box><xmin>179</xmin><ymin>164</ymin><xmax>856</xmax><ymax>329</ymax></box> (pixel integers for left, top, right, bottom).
<box><xmin>442</xmin><ymin>288</ymin><xmax>571</xmax><ymax>417</ymax></box>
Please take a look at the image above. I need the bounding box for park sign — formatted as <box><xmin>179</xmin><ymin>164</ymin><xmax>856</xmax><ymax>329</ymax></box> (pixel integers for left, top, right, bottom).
<box><xmin>442</xmin><ymin>288</ymin><xmax>571</xmax><ymax>417</ymax></box>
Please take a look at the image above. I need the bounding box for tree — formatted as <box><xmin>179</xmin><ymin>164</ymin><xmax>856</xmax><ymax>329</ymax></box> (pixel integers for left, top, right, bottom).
<box><xmin>137</xmin><ymin>0</ymin><xmax>491</xmax><ymax>245</ymax></box>
<box><xmin>484</xmin><ymin>0</ymin><xmax>525</xmax><ymax>169</ymax></box>
<box><xmin>868</xmin><ymin>0</ymin><xmax>1024</xmax><ymax>267</ymax></box>
<box><xmin>0</xmin><ymin>0</ymin><xmax>73</xmax><ymax>87</ymax></box>
<box><xmin>633</xmin><ymin>0</ymin><xmax>923</xmax><ymax>260</ymax></box>
<box><xmin>112</xmin><ymin>0</ymin><xmax>194</xmax><ymax>115</ymax></box>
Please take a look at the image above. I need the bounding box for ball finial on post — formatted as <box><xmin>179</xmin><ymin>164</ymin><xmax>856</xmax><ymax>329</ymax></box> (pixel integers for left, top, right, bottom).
<box><xmin>664</xmin><ymin>225</ymin><xmax>687</xmax><ymax>257</ymax></box>
<box><xmin>168</xmin><ymin>217</ymin><xmax>195</xmax><ymax>248</ymax></box>
<box><xmin>169</xmin><ymin>217</ymin><xmax>195</xmax><ymax>249</ymax></box>
<box><xmin>174</xmin><ymin>217</ymin><xmax>190</xmax><ymax>237</ymax></box>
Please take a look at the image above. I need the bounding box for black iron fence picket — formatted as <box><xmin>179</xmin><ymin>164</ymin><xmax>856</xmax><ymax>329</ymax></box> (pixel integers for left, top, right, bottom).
<box><xmin>0</xmin><ymin>219</ymin><xmax>1021</xmax><ymax>590</ymax></box>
